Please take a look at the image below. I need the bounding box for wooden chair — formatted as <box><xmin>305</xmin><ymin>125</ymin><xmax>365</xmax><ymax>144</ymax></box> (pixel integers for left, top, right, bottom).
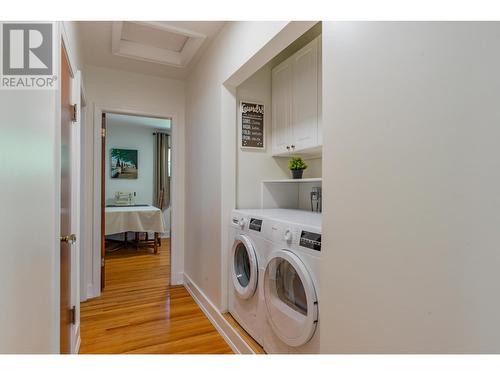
<box><xmin>135</xmin><ymin>189</ymin><xmax>163</xmax><ymax>251</ymax></box>
<box><xmin>107</xmin><ymin>190</ymin><xmax>164</xmax><ymax>254</ymax></box>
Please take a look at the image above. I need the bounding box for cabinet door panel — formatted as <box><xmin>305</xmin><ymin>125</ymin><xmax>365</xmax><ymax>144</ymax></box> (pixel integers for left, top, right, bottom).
<box><xmin>317</xmin><ymin>36</ymin><xmax>322</xmax><ymax>146</ymax></box>
<box><xmin>272</xmin><ymin>60</ymin><xmax>292</xmax><ymax>155</ymax></box>
<box><xmin>291</xmin><ymin>38</ymin><xmax>318</xmax><ymax>151</ymax></box>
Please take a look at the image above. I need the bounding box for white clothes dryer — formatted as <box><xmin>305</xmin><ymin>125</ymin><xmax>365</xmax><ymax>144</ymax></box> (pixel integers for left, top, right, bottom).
<box><xmin>257</xmin><ymin>209</ymin><xmax>322</xmax><ymax>354</ymax></box>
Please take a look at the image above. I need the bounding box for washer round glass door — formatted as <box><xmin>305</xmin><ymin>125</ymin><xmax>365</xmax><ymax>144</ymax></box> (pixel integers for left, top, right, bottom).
<box><xmin>231</xmin><ymin>234</ymin><xmax>258</xmax><ymax>299</ymax></box>
<box><xmin>263</xmin><ymin>249</ymin><xmax>318</xmax><ymax>347</ymax></box>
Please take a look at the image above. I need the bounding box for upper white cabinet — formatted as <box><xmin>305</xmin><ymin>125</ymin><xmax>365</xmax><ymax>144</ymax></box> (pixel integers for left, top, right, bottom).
<box><xmin>271</xmin><ymin>59</ymin><xmax>292</xmax><ymax>154</ymax></box>
<box><xmin>271</xmin><ymin>36</ymin><xmax>322</xmax><ymax>156</ymax></box>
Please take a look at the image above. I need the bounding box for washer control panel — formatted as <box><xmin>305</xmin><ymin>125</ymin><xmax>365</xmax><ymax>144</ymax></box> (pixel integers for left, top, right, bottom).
<box><xmin>231</xmin><ymin>215</ymin><xmax>247</xmax><ymax>229</ymax></box>
<box><xmin>249</xmin><ymin>218</ymin><xmax>263</xmax><ymax>232</ymax></box>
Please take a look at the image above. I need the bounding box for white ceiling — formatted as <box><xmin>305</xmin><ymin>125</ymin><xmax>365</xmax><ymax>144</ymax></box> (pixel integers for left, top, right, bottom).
<box><xmin>78</xmin><ymin>21</ymin><xmax>226</xmax><ymax>80</ymax></box>
<box><xmin>121</xmin><ymin>22</ymin><xmax>189</xmax><ymax>52</ymax></box>
<box><xmin>107</xmin><ymin>113</ymin><xmax>171</xmax><ymax>130</ymax></box>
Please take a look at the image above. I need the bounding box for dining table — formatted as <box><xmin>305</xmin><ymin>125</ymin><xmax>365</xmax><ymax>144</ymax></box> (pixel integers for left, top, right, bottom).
<box><xmin>105</xmin><ymin>205</ymin><xmax>166</xmax><ymax>254</ymax></box>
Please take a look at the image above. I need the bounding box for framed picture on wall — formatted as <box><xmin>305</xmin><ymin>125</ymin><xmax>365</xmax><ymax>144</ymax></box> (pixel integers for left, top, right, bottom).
<box><xmin>239</xmin><ymin>101</ymin><xmax>265</xmax><ymax>150</ymax></box>
<box><xmin>111</xmin><ymin>148</ymin><xmax>138</xmax><ymax>179</ymax></box>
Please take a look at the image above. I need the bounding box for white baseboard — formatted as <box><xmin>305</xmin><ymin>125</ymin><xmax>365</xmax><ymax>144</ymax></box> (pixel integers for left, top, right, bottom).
<box><xmin>83</xmin><ymin>283</ymin><xmax>94</xmax><ymax>301</ymax></box>
<box><xmin>72</xmin><ymin>323</ymin><xmax>81</xmax><ymax>354</ymax></box>
<box><xmin>74</xmin><ymin>334</ymin><xmax>81</xmax><ymax>354</ymax></box>
<box><xmin>171</xmin><ymin>272</ymin><xmax>184</xmax><ymax>285</ymax></box>
<box><xmin>183</xmin><ymin>273</ymin><xmax>255</xmax><ymax>354</ymax></box>
<box><xmin>82</xmin><ymin>282</ymin><xmax>99</xmax><ymax>301</ymax></box>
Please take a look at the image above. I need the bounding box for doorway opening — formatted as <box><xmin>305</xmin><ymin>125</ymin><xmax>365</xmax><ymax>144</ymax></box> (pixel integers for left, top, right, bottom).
<box><xmin>79</xmin><ymin>108</ymin><xmax>229</xmax><ymax>354</ymax></box>
<box><xmin>100</xmin><ymin>112</ymin><xmax>172</xmax><ymax>290</ymax></box>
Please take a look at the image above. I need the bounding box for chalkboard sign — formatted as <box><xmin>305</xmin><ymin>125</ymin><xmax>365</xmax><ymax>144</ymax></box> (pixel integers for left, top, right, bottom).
<box><xmin>240</xmin><ymin>101</ymin><xmax>265</xmax><ymax>149</ymax></box>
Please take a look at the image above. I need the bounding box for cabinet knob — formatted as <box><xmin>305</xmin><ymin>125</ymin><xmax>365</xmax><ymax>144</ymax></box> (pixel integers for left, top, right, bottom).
<box><xmin>291</xmin><ymin>145</ymin><xmax>295</xmax><ymax>149</ymax></box>
<box><xmin>286</xmin><ymin>145</ymin><xmax>290</xmax><ymax>150</ymax></box>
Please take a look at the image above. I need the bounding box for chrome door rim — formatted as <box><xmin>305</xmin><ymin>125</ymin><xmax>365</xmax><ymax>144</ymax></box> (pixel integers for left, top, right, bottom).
<box><xmin>231</xmin><ymin>234</ymin><xmax>258</xmax><ymax>299</ymax></box>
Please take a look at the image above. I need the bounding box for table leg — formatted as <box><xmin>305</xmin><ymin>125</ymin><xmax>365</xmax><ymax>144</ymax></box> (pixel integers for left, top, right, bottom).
<box><xmin>154</xmin><ymin>232</ymin><xmax>159</xmax><ymax>254</ymax></box>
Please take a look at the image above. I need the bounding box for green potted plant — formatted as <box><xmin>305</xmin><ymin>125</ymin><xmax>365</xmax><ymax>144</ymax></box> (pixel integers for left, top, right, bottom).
<box><xmin>288</xmin><ymin>157</ymin><xmax>308</xmax><ymax>179</ymax></box>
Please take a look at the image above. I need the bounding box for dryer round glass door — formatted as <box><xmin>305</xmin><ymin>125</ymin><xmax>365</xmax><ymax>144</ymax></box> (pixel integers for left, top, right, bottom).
<box><xmin>263</xmin><ymin>249</ymin><xmax>318</xmax><ymax>347</ymax></box>
<box><xmin>231</xmin><ymin>234</ymin><xmax>258</xmax><ymax>299</ymax></box>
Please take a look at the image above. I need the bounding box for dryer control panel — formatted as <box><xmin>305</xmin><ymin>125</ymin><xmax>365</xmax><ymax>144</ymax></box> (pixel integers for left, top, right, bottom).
<box><xmin>265</xmin><ymin>219</ymin><xmax>322</xmax><ymax>254</ymax></box>
<box><xmin>300</xmin><ymin>231</ymin><xmax>322</xmax><ymax>251</ymax></box>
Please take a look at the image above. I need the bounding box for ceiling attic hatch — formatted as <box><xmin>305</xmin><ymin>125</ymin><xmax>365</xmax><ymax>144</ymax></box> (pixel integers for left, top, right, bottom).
<box><xmin>111</xmin><ymin>21</ymin><xmax>207</xmax><ymax>68</ymax></box>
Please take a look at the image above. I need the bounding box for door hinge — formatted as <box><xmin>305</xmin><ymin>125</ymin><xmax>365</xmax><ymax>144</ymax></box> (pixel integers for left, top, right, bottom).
<box><xmin>70</xmin><ymin>104</ymin><xmax>77</xmax><ymax>122</ymax></box>
<box><xmin>101</xmin><ymin>258</ymin><xmax>105</xmax><ymax>267</ymax></box>
<box><xmin>101</xmin><ymin>128</ymin><xmax>106</xmax><ymax>138</ymax></box>
<box><xmin>71</xmin><ymin>305</ymin><xmax>76</xmax><ymax>325</ymax></box>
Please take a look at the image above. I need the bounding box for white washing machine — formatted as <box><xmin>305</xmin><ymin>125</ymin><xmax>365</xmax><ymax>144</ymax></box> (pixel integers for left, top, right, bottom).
<box><xmin>227</xmin><ymin>209</ymin><xmax>270</xmax><ymax>346</ymax></box>
<box><xmin>257</xmin><ymin>209</ymin><xmax>322</xmax><ymax>354</ymax></box>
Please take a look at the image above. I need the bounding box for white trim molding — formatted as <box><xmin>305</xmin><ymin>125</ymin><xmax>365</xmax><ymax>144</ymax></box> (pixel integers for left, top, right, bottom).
<box><xmin>111</xmin><ymin>21</ymin><xmax>207</xmax><ymax>68</ymax></box>
<box><xmin>90</xmin><ymin>104</ymin><xmax>184</xmax><ymax>299</ymax></box>
<box><xmin>183</xmin><ymin>273</ymin><xmax>255</xmax><ymax>354</ymax></box>
<box><xmin>72</xmin><ymin>323</ymin><xmax>81</xmax><ymax>354</ymax></box>
<box><xmin>61</xmin><ymin>22</ymin><xmax>83</xmax><ymax>354</ymax></box>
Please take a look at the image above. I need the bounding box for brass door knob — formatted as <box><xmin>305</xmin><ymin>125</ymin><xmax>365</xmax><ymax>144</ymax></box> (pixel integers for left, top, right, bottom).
<box><xmin>60</xmin><ymin>234</ymin><xmax>77</xmax><ymax>245</ymax></box>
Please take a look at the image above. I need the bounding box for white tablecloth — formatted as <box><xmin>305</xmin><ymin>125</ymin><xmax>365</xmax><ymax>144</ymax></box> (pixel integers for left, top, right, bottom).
<box><xmin>105</xmin><ymin>206</ymin><xmax>166</xmax><ymax>235</ymax></box>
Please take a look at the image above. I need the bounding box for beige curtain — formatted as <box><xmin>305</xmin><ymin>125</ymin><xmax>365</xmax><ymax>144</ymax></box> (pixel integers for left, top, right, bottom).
<box><xmin>154</xmin><ymin>132</ymin><xmax>170</xmax><ymax>210</ymax></box>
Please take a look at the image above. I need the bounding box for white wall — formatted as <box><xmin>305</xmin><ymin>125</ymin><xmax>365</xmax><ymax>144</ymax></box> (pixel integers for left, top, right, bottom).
<box><xmin>185</xmin><ymin>21</ymin><xmax>317</xmax><ymax>310</ymax></box>
<box><xmin>0</xmin><ymin>22</ymin><xmax>83</xmax><ymax>353</ymax></box>
<box><xmin>236</xmin><ymin>39</ymin><xmax>322</xmax><ymax>209</ymax></box>
<box><xmin>186</xmin><ymin>22</ymin><xmax>288</xmax><ymax>309</ymax></box>
<box><xmin>105</xmin><ymin>118</ymin><xmax>172</xmax><ymax>238</ymax></box>
<box><xmin>321</xmin><ymin>22</ymin><xmax>500</xmax><ymax>353</ymax></box>
<box><xmin>236</xmin><ymin>64</ymin><xmax>288</xmax><ymax>208</ymax></box>
<box><xmin>82</xmin><ymin>65</ymin><xmax>185</xmax><ymax>297</ymax></box>
<box><xmin>62</xmin><ymin>21</ymin><xmax>84</xmax><ymax>72</ymax></box>
<box><xmin>105</xmin><ymin>119</ymin><xmax>155</xmax><ymax>206</ymax></box>
<box><xmin>0</xmin><ymin>90</ymin><xmax>59</xmax><ymax>354</ymax></box>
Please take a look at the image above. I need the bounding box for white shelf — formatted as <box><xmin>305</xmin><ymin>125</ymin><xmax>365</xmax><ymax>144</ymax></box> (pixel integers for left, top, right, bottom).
<box><xmin>261</xmin><ymin>178</ymin><xmax>322</xmax><ymax>210</ymax></box>
<box><xmin>262</xmin><ymin>178</ymin><xmax>322</xmax><ymax>184</ymax></box>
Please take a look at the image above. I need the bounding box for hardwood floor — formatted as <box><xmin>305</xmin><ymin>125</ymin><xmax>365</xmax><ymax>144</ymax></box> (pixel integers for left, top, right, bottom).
<box><xmin>223</xmin><ymin>313</ymin><xmax>266</xmax><ymax>354</ymax></box>
<box><xmin>80</xmin><ymin>239</ymin><xmax>233</xmax><ymax>354</ymax></box>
